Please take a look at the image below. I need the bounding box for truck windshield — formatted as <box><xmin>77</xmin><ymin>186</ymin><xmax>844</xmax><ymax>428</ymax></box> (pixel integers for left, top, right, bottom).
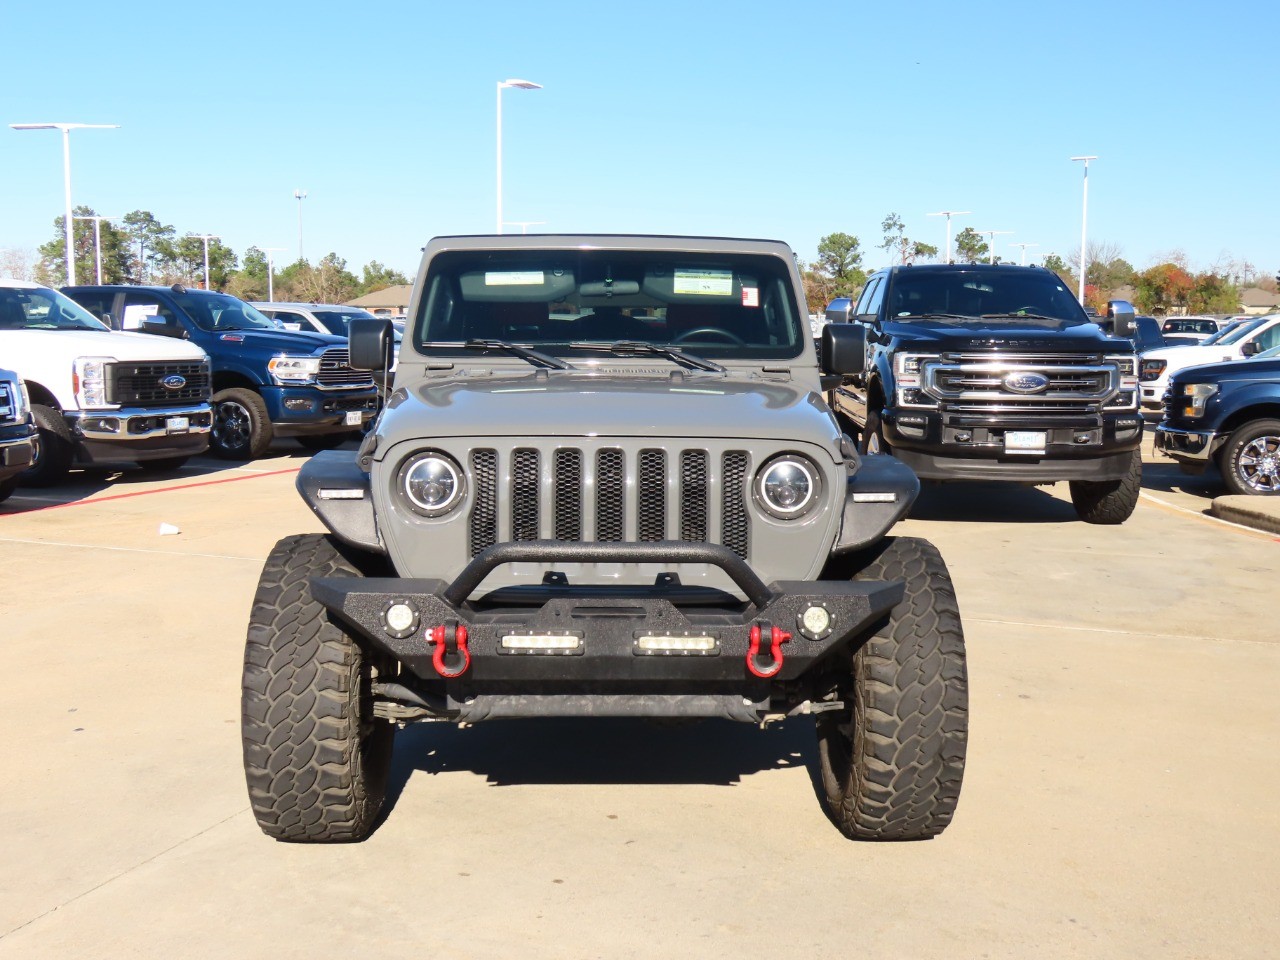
<box><xmin>0</xmin><ymin>286</ymin><xmax>109</xmax><ymax>331</ymax></box>
<box><xmin>312</xmin><ymin>309</ymin><xmax>376</xmax><ymax>336</ymax></box>
<box><xmin>1206</xmin><ymin>316</ymin><xmax>1266</xmax><ymax>346</ymax></box>
<box><xmin>171</xmin><ymin>291</ymin><xmax>278</xmax><ymax>332</ymax></box>
<box><xmin>887</xmin><ymin>270</ymin><xmax>1087</xmax><ymax>324</ymax></box>
<box><xmin>413</xmin><ymin>250</ymin><xmax>806</xmax><ymax>361</ymax></box>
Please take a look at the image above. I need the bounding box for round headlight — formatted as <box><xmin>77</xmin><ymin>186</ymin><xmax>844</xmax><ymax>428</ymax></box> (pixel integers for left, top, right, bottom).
<box><xmin>399</xmin><ymin>452</ymin><xmax>465</xmax><ymax>517</ymax></box>
<box><xmin>755</xmin><ymin>456</ymin><xmax>818</xmax><ymax>519</ymax></box>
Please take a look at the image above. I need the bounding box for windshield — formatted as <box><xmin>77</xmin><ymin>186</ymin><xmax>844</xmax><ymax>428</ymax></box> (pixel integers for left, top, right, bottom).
<box><xmin>312</xmin><ymin>308</ymin><xmax>376</xmax><ymax>336</ymax></box>
<box><xmin>1256</xmin><ymin>344</ymin><xmax>1280</xmax><ymax>360</ymax></box>
<box><xmin>171</xmin><ymin>291</ymin><xmax>278</xmax><ymax>332</ymax></box>
<box><xmin>1208</xmin><ymin>316</ymin><xmax>1267</xmax><ymax>346</ymax></box>
<box><xmin>883</xmin><ymin>269</ymin><xmax>1087</xmax><ymax>323</ymax></box>
<box><xmin>0</xmin><ymin>286</ymin><xmax>109</xmax><ymax>331</ymax></box>
<box><xmin>413</xmin><ymin>250</ymin><xmax>805</xmax><ymax>361</ymax></box>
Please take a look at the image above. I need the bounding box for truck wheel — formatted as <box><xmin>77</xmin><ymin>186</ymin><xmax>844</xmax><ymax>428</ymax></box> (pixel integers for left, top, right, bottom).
<box><xmin>137</xmin><ymin>456</ymin><xmax>189</xmax><ymax>473</ymax></box>
<box><xmin>860</xmin><ymin>410</ymin><xmax>890</xmax><ymax>455</ymax></box>
<box><xmin>1220</xmin><ymin>419</ymin><xmax>1280</xmax><ymax>496</ymax></box>
<box><xmin>211</xmin><ymin>388</ymin><xmax>273</xmax><ymax>460</ymax></box>
<box><xmin>296</xmin><ymin>433</ymin><xmax>352</xmax><ymax>452</ymax></box>
<box><xmin>1068</xmin><ymin>448</ymin><xmax>1142</xmax><ymax>523</ymax></box>
<box><xmin>241</xmin><ymin>533</ymin><xmax>394</xmax><ymax>842</ymax></box>
<box><xmin>815</xmin><ymin>536</ymin><xmax>967</xmax><ymax>840</ymax></box>
<box><xmin>21</xmin><ymin>404</ymin><xmax>74</xmax><ymax>488</ymax></box>
<box><xmin>0</xmin><ymin>478</ymin><xmax>16</xmax><ymax>502</ymax></box>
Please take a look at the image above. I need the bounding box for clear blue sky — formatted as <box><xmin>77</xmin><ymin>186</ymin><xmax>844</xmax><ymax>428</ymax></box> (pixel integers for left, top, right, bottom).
<box><xmin>2</xmin><ymin>0</ymin><xmax>1277</xmax><ymax>282</ymax></box>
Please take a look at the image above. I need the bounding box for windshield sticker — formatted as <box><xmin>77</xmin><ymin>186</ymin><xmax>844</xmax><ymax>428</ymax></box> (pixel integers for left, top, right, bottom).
<box><xmin>485</xmin><ymin>271</ymin><xmax>545</xmax><ymax>286</ymax></box>
<box><xmin>673</xmin><ymin>269</ymin><xmax>733</xmax><ymax>296</ymax></box>
<box><xmin>741</xmin><ymin>286</ymin><xmax>759</xmax><ymax>308</ymax></box>
<box><xmin>121</xmin><ymin>303</ymin><xmax>158</xmax><ymax>329</ymax></box>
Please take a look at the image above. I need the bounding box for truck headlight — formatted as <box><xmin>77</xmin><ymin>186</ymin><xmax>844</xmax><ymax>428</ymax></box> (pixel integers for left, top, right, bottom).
<box><xmin>399</xmin><ymin>451</ymin><xmax>466</xmax><ymax>517</ymax></box>
<box><xmin>755</xmin><ymin>455</ymin><xmax>819</xmax><ymax>519</ymax></box>
<box><xmin>7</xmin><ymin>378</ymin><xmax>31</xmax><ymax>420</ymax></box>
<box><xmin>267</xmin><ymin>354</ymin><xmax>322</xmax><ymax>384</ymax></box>
<box><xmin>1140</xmin><ymin>359</ymin><xmax>1166</xmax><ymax>382</ymax></box>
<box><xmin>1178</xmin><ymin>382</ymin><xmax>1218</xmax><ymax>418</ymax></box>
<box><xmin>72</xmin><ymin>357</ymin><xmax>115</xmax><ymax>409</ymax></box>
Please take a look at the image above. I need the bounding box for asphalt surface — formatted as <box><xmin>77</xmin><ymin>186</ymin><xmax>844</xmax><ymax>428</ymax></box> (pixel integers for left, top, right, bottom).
<box><xmin>1</xmin><ymin>438</ymin><xmax>1276</xmax><ymax>960</ymax></box>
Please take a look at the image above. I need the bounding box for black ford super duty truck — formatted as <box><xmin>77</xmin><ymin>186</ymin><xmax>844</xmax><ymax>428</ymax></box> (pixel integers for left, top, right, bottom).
<box><xmin>825</xmin><ymin>263</ymin><xmax>1143</xmax><ymax>523</ymax></box>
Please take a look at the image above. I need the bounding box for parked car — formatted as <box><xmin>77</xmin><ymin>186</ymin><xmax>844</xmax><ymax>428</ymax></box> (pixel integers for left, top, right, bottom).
<box><xmin>1</xmin><ymin>279</ymin><xmax>212</xmax><ymax>485</ymax></box>
<box><xmin>1159</xmin><ymin>316</ymin><xmax>1224</xmax><ymax>343</ymax></box>
<box><xmin>63</xmin><ymin>285</ymin><xmax>379</xmax><ymax>459</ymax></box>
<box><xmin>1155</xmin><ymin>343</ymin><xmax>1280</xmax><ymax>495</ymax></box>
<box><xmin>251</xmin><ymin>302</ymin><xmax>379</xmax><ymax>337</ymax></box>
<box><xmin>0</xmin><ymin>365</ymin><xmax>36</xmax><ymax>501</ymax></box>
<box><xmin>1139</xmin><ymin>314</ymin><xmax>1280</xmax><ymax>410</ymax></box>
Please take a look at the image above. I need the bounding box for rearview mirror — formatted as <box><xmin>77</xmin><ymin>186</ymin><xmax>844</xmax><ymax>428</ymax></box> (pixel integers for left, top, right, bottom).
<box><xmin>821</xmin><ymin>322</ymin><xmax>866</xmax><ymax>375</ymax></box>
<box><xmin>349</xmin><ymin>318</ymin><xmax>394</xmax><ymax>371</ymax></box>
<box><xmin>1106</xmin><ymin>300</ymin><xmax>1136</xmax><ymax>340</ymax></box>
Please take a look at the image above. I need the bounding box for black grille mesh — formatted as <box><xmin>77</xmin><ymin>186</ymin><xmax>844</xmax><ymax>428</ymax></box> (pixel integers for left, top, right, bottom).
<box><xmin>469</xmin><ymin>450</ymin><xmax>497</xmax><ymax>556</ymax></box>
<box><xmin>554</xmin><ymin>449</ymin><xmax>583</xmax><ymax>540</ymax></box>
<box><xmin>596</xmin><ymin>449</ymin><xmax>624</xmax><ymax>541</ymax></box>
<box><xmin>107</xmin><ymin>362</ymin><xmax>210</xmax><ymax>406</ymax></box>
<box><xmin>637</xmin><ymin>450</ymin><xmax>666</xmax><ymax>541</ymax></box>
<box><xmin>722</xmin><ymin>452</ymin><xmax>750</xmax><ymax>558</ymax></box>
<box><xmin>680</xmin><ymin>451</ymin><xmax>709</xmax><ymax>542</ymax></box>
<box><xmin>512</xmin><ymin>449</ymin><xmax>541</xmax><ymax>541</ymax></box>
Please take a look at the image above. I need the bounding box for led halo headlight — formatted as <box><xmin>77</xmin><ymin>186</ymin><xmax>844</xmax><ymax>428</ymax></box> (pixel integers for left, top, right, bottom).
<box><xmin>755</xmin><ymin>454</ymin><xmax>820</xmax><ymax>519</ymax></box>
<box><xmin>398</xmin><ymin>450</ymin><xmax>466</xmax><ymax>517</ymax></box>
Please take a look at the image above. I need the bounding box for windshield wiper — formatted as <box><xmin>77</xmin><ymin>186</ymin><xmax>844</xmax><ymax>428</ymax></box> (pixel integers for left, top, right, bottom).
<box><xmin>980</xmin><ymin>313</ymin><xmax>1063</xmax><ymax>321</ymax></box>
<box><xmin>903</xmin><ymin>312</ymin><xmax>975</xmax><ymax>321</ymax></box>
<box><xmin>568</xmin><ymin>340</ymin><xmax>725</xmax><ymax>373</ymax></box>
<box><xmin>461</xmin><ymin>338</ymin><xmax>575</xmax><ymax>370</ymax></box>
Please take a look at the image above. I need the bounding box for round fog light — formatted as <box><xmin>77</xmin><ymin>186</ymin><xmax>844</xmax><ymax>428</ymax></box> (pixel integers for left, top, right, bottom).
<box><xmin>798</xmin><ymin>604</ymin><xmax>833</xmax><ymax>640</ymax></box>
<box><xmin>381</xmin><ymin>600</ymin><xmax>419</xmax><ymax>639</ymax></box>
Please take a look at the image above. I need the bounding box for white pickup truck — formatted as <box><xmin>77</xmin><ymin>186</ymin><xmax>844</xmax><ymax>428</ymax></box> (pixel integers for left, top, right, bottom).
<box><xmin>1139</xmin><ymin>313</ymin><xmax>1280</xmax><ymax>411</ymax></box>
<box><xmin>0</xmin><ymin>279</ymin><xmax>213</xmax><ymax>486</ymax></box>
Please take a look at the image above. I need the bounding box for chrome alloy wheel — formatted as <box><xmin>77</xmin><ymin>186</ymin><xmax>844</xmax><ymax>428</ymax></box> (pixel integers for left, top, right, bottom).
<box><xmin>1236</xmin><ymin>434</ymin><xmax>1280</xmax><ymax>493</ymax></box>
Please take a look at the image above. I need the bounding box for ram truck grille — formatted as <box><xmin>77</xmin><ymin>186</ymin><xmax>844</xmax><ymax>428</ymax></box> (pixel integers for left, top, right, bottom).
<box><xmin>316</xmin><ymin>348</ymin><xmax>376</xmax><ymax>390</ymax></box>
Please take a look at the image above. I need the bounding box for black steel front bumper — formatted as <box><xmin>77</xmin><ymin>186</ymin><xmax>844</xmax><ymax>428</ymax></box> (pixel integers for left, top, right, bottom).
<box><xmin>311</xmin><ymin>540</ymin><xmax>902</xmax><ymax>722</ymax></box>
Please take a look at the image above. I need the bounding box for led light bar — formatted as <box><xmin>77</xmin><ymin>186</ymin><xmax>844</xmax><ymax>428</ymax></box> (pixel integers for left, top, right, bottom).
<box><xmin>501</xmin><ymin>634</ymin><xmax>582</xmax><ymax>651</ymax></box>
<box><xmin>635</xmin><ymin>635</ymin><xmax>718</xmax><ymax>654</ymax></box>
<box><xmin>851</xmin><ymin>492</ymin><xmax>897</xmax><ymax>503</ymax></box>
<box><xmin>318</xmin><ymin>488</ymin><xmax>365</xmax><ymax>500</ymax></box>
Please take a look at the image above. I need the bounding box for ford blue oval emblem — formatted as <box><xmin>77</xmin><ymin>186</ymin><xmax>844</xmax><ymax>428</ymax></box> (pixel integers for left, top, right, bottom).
<box><xmin>1003</xmin><ymin>372</ymin><xmax>1050</xmax><ymax>394</ymax></box>
<box><xmin>161</xmin><ymin>374</ymin><xmax>187</xmax><ymax>390</ymax></box>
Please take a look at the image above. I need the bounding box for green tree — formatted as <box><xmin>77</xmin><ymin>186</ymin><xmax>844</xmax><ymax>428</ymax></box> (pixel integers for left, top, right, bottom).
<box><xmin>35</xmin><ymin>205</ymin><xmax>97</xmax><ymax>285</ymax></box>
<box><xmin>816</xmin><ymin>232</ymin><xmax>866</xmax><ymax>299</ymax></box>
<box><xmin>357</xmin><ymin>260</ymin><xmax>409</xmax><ymax>297</ymax></box>
<box><xmin>1188</xmin><ymin>272</ymin><xmax>1240</xmax><ymax>314</ymax></box>
<box><xmin>953</xmin><ymin>227</ymin><xmax>989</xmax><ymax>265</ymax></box>
<box><xmin>1134</xmin><ymin>263</ymin><xmax>1195</xmax><ymax>314</ymax></box>
<box><xmin>879</xmin><ymin>213</ymin><xmax>937</xmax><ymax>266</ymax></box>
<box><xmin>120</xmin><ymin>210</ymin><xmax>176</xmax><ymax>283</ymax></box>
<box><xmin>277</xmin><ymin>254</ymin><xmax>359</xmax><ymax>304</ymax></box>
<box><xmin>1042</xmin><ymin>253</ymin><xmax>1077</xmax><ymax>289</ymax></box>
<box><xmin>163</xmin><ymin>234</ymin><xmax>238</xmax><ymax>290</ymax></box>
<box><xmin>227</xmin><ymin>246</ymin><xmax>270</xmax><ymax>301</ymax></box>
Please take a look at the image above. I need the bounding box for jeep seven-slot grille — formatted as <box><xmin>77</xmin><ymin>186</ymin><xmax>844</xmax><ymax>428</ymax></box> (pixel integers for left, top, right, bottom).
<box><xmin>466</xmin><ymin>446</ymin><xmax>751</xmax><ymax>559</ymax></box>
<box><xmin>106</xmin><ymin>361</ymin><xmax>210</xmax><ymax>406</ymax></box>
<box><xmin>316</xmin><ymin>348</ymin><xmax>376</xmax><ymax>389</ymax></box>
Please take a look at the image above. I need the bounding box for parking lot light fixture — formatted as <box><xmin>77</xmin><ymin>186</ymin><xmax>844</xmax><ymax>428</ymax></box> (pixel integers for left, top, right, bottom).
<box><xmin>293</xmin><ymin>190</ymin><xmax>307</xmax><ymax>262</ymax></box>
<box><xmin>927</xmin><ymin>210</ymin><xmax>971</xmax><ymax>265</ymax></box>
<box><xmin>978</xmin><ymin>230</ymin><xmax>1013</xmax><ymax>264</ymax></box>
<box><xmin>1012</xmin><ymin>242</ymin><xmax>1038</xmax><ymax>266</ymax></box>
<box><xmin>73</xmin><ymin>214</ymin><xmax>119</xmax><ymax>284</ymax></box>
<box><xmin>10</xmin><ymin>122</ymin><xmax>119</xmax><ymax>286</ymax></box>
<box><xmin>262</xmin><ymin>247</ymin><xmax>287</xmax><ymax>302</ymax></box>
<box><xmin>195</xmin><ymin>234</ymin><xmax>219</xmax><ymax>290</ymax></box>
<box><xmin>496</xmin><ymin>79</ymin><xmax>542</xmax><ymax>234</ymax></box>
<box><xmin>1071</xmin><ymin>156</ymin><xmax>1098</xmax><ymax>305</ymax></box>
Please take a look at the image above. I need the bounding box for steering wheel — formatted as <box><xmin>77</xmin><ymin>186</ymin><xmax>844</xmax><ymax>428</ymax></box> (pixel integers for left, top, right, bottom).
<box><xmin>671</xmin><ymin>326</ymin><xmax>745</xmax><ymax>345</ymax></box>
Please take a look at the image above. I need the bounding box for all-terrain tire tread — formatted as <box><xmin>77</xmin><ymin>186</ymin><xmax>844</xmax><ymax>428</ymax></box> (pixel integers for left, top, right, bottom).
<box><xmin>1069</xmin><ymin>448</ymin><xmax>1142</xmax><ymax>524</ymax></box>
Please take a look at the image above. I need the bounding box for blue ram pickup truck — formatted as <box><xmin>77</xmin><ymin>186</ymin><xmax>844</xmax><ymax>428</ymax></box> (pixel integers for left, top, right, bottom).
<box><xmin>1155</xmin><ymin>347</ymin><xmax>1280</xmax><ymax>496</ymax></box>
<box><xmin>64</xmin><ymin>285</ymin><xmax>379</xmax><ymax>459</ymax></box>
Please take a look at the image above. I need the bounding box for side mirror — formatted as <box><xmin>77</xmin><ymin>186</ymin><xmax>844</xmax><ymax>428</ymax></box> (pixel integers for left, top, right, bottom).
<box><xmin>824</xmin><ymin>297</ymin><xmax>854</xmax><ymax>324</ymax></box>
<box><xmin>141</xmin><ymin>319</ymin><xmax>185</xmax><ymax>339</ymax></box>
<box><xmin>349</xmin><ymin>318</ymin><xmax>394</xmax><ymax>371</ymax></box>
<box><xmin>101</xmin><ymin>312</ymin><xmax>116</xmax><ymax>329</ymax></box>
<box><xmin>1106</xmin><ymin>299</ymin><xmax>1137</xmax><ymax>340</ymax></box>
<box><xmin>1241</xmin><ymin>340</ymin><xmax>1261</xmax><ymax>357</ymax></box>
<box><xmin>821</xmin><ymin>322</ymin><xmax>866</xmax><ymax>375</ymax></box>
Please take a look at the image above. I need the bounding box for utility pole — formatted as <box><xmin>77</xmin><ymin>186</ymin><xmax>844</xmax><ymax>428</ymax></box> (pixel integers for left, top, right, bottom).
<box><xmin>927</xmin><ymin>210</ymin><xmax>971</xmax><ymax>265</ymax></box>
<box><xmin>195</xmin><ymin>234</ymin><xmax>219</xmax><ymax>290</ymax></box>
<box><xmin>1071</xmin><ymin>156</ymin><xmax>1097</xmax><ymax>305</ymax></box>
<box><xmin>1011</xmin><ymin>243</ymin><xmax>1039</xmax><ymax>266</ymax></box>
<box><xmin>502</xmin><ymin>220</ymin><xmax>547</xmax><ymax>234</ymax></box>
<box><xmin>72</xmin><ymin>214</ymin><xmax>118</xmax><ymax>284</ymax></box>
<box><xmin>977</xmin><ymin>230</ymin><xmax>1013</xmax><ymax>264</ymax></box>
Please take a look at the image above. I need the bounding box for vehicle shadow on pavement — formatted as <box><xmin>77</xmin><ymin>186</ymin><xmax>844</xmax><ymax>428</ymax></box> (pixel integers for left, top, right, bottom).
<box><xmin>907</xmin><ymin>481</ymin><xmax>1078</xmax><ymax>523</ymax></box>
<box><xmin>383</xmin><ymin>716</ymin><xmax>818</xmax><ymax>802</ymax></box>
<box><xmin>1139</xmin><ymin>459</ymin><xmax>1221</xmax><ymax>501</ymax></box>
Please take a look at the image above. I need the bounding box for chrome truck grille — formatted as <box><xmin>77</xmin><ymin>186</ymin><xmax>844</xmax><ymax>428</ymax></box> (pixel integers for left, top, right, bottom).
<box><xmin>316</xmin><ymin>348</ymin><xmax>376</xmax><ymax>390</ymax></box>
<box><xmin>467</xmin><ymin>447</ymin><xmax>751</xmax><ymax>559</ymax></box>
<box><xmin>923</xmin><ymin>353</ymin><xmax>1121</xmax><ymax>416</ymax></box>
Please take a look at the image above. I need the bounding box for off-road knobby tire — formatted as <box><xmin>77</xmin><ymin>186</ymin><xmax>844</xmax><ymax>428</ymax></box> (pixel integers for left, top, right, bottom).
<box><xmin>21</xmin><ymin>404</ymin><xmax>74</xmax><ymax>488</ymax></box>
<box><xmin>1219</xmin><ymin>418</ymin><xmax>1280</xmax><ymax>496</ymax></box>
<box><xmin>211</xmin><ymin>388</ymin><xmax>273</xmax><ymax>461</ymax></box>
<box><xmin>241</xmin><ymin>533</ymin><xmax>394</xmax><ymax>842</ymax></box>
<box><xmin>816</xmin><ymin>536</ymin><xmax>967</xmax><ymax>840</ymax></box>
<box><xmin>1069</xmin><ymin>448</ymin><xmax>1142</xmax><ymax>524</ymax></box>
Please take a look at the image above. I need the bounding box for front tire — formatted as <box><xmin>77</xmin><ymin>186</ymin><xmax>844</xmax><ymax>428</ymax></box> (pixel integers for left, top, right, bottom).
<box><xmin>211</xmin><ymin>388</ymin><xmax>273</xmax><ymax>460</ymax></box>
<box><xmin>860</xmin><ymin>409</ymin><xmax>890</xmax><ymax>456</ymax></box>
<box><xmin>241</xmin><ymin>533</ymin><xmax>394</xmax><ymax>842</ymax></box>
<box><xmin>21</xmin><ymin>404</ymin><xmax>74</xmax><ymax>487</ymax></box>
<box><xmin>1069</xmin><ymin>448</ymin><xmax>1142</xmax><ymax>523</ymax></box>
<box><xmin>1219</xmin><ymin>419</ymin><xmax>1280</xmax><ymax>496</ymax></box>
<box><xmin>816</xmin><ymin>537</ymin><xmax>968</xmax><ymax>840</ymax></box>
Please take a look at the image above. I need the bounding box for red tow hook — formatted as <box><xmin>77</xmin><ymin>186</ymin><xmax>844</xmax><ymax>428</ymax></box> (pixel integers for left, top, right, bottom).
<box><xmin>429</xmin><ymin>622</ymin><xmax>471</xmax><ymax>678</ymax></box>
<box><xmin>746</xmin><ymin>623</ymin><xmax>791</xmax><ymax>679</ymax></box>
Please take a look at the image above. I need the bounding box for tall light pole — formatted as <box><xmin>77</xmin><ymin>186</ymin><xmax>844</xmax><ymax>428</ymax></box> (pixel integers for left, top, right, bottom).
<box><xmin>72</xmin><ymin>214</ymin><xmax>118</xmax><ymax>284</ymax></box>
<box><xmin>10</xmin><ymin>122</ymin><xmax>119</xmax><ymax>286</ymax></box>
<box><xmin>1071</xmin><ymin>156</ymin><xmax>1097</xmax><ymax>305</ymax></box>
<box><xmin>195</xmin><ymin>234</ymin><xmax>219</xmax><ymax>290</ymax></box>
<box><xmin>293</xmin><ymin>189</ymin><xmax>307</xmax><ymax>262</ymax></box>
<box><xmin>977</xmin><ymin>230</ymin><xmax>1013</xmax><ymax>264</ymax></box>
<box><xmin>496</xmin><ymin>78</ymin><xmax>542</xmax><ymax>234</ymax></box>
<box><xmin>503</xmin><ymin>220</ymin><xmax>546</xmax><ymax>234</ymax></box>
<box><xmin>261</xmin><ymin>247</ymin><xmax>287</xmax><ymax>302</ymax></box>
<box><xmin>927</xmin><ymin>210</ymin><xmax>971</xmax><ymax>265</ymax></box>
<box><xmin>1011</xmin><ymin>242</ymin><xmax>1039</xmax><ymax>266</ymax></box>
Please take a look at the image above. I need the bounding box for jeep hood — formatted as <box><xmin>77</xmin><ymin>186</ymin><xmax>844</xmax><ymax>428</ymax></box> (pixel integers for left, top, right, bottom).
<box><xmin>375</xmin><ymin>372</ymin><xmax>840</xmax><ymax>454</ymax></box>
<box><xmin>883</xmin><ymin>317</ymin><xmax>1128</xmax><ymax>353</ymax></box>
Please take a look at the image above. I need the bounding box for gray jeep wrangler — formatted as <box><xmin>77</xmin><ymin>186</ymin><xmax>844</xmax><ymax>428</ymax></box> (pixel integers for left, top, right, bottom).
<box><xmin>240</xmin><ymin>235</ymin><xmax>968</xmax><ymax>842</ymax></box>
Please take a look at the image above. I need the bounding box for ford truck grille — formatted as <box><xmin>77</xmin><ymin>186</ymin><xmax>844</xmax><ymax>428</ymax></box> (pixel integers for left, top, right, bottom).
<box><xmin>468</xmin><ymin>446</ymin><xmax>751</xmax><ymax>559</ymax></box>
<box><xmin>0</xmin><ymin>382</ymin><xmax>13</xmax><ymax>423</ymax></box>
<box><xmin>106</xmin><ymin>362</ymin><xmax>211</xmax><ymax>406</ymax></box>
<box><xmin>316</xmin><ymin>348</ymin><xmax>375</xmax><ymax>390</ymax></box>
<box><xmin>923</xmin><ymin>353</ymin><xmax>1119</xmax><ymax>415</ymax></box>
